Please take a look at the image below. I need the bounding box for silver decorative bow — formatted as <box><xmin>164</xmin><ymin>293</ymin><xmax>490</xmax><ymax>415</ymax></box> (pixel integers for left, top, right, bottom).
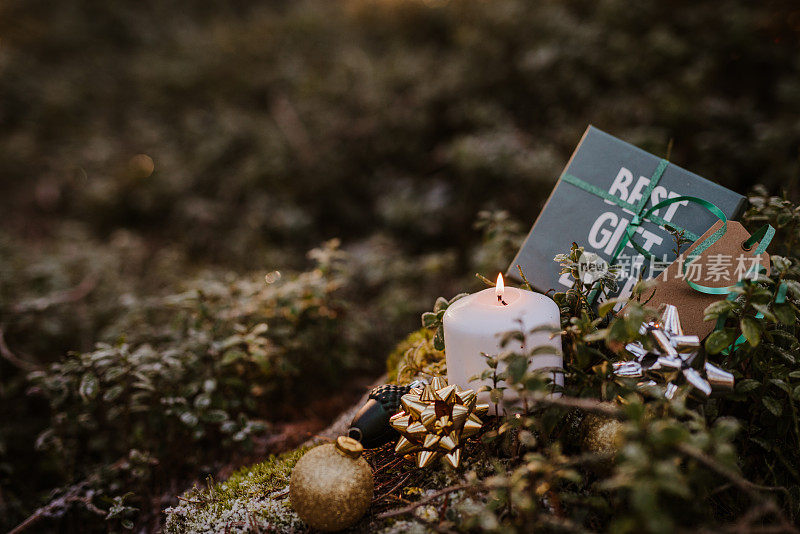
<box><xmin>612</xmin><ymin>304</ymin><xmax>734</xmax><ymax>399</ymax></box>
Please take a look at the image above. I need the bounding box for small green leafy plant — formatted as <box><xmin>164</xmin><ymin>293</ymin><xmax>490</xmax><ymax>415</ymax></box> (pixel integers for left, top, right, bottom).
<box><xmin>422</xmin><ymin>293</ymin><xmax>469</xmax><ymax>351</ymax></box>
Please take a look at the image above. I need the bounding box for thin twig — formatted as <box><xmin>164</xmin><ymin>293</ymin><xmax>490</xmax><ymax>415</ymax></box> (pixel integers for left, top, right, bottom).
<box><xmin>8</xmin><ymin>482</ymin><xmax>104</xmax><ymax>534</ymax></box>
<box><xmin>525</xmin><ymin>393</ymin><xmax>624</xmax><ymax>419</ymax></box>
<box><xmin>476</xmin><ymin>273</ymin><xmax>495</xmax><ymax>287</ymax></box>
<box><xmin>376</xmin><ymin>483</ymin><xmax>472</xmax><ymax>520</ymax></box>
<box><xmin>560</xmin><ymin>451</ymin><xmax>616</xmax><ymax>467</ymax></box>
<box><xmin>372</xmin><ymin>455</ymin><xmax>405</xmax><ymax>476</ymax></box>
<box><xmin>12</xmin><ymin>275</ymin><xmax>97</xmax><ymax>314</ymax></box>
<box><xmin>373</xmin><ymin>472</ymin><xmax>412</xmax><ymax>503</ymax></box>
<box><xmin>678</xmin><ymin>443</ymin><xmax>797</xmax><ymax>527</ymax></box>
<box><xmin>0</xmin><ymin>326</ymin><xmax>39</xmax><ymax>370</ymax></box>
<box><xmin>270</xmin><ymin>95</ymin><xmax>314</xmax><ymax>165</ymax></box>
<box><xmin>517</xmin><ymin>265</ymin><xmax>533</xmax><ymax>291</ymax></box>
<box><xmin>176</xmin><ymin>496</ymin><xmax>203</xmax><ymax>504</ymax></box>
<box><xmin>695</xmin><ymin>500</ymin><xmax>800</xmax><ymax>534</ymax></box>
<box><xmin>7</xmin><ymin>457</ymin><xmax>129</xmax><ymax>534</ymax></box>
<box><xmin>678</xmin><ymin>444</ymin><xmax>773</xmax><ymax>500</ymax></box>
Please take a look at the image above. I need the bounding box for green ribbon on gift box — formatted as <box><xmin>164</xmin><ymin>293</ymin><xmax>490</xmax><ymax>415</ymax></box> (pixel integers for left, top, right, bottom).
<box><xmin>710</xmin><ymin>225</ymin><xmax>784</xmax><ymax>355</ymax></box>
<box><xmin>561</xmin><ymin>159</ymin><xmax>783</xmax><ymax>354</ymax></box>
<box><xmin>561</xmin><ymin>158</ymin><xmax>729</xmax><ymax>303</ymax></box>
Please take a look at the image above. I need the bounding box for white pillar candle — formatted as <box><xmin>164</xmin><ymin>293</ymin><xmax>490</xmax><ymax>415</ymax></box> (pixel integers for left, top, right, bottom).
<box><xmin>442</xmin><ymin>274</ymin><xmax>563</xmax><ymax>408</ymax></box>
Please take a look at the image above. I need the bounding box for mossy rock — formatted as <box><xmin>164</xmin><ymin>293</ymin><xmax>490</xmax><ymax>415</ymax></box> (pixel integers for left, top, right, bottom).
<box><xmin>385</xmin><ymin>328</ymin><xmax>446</xmax><ymax>384</ymax></box>
<box><xmin>164</xmin><ymin>449</ymin><xmax>307</xmax><ymax>533</ymax></box>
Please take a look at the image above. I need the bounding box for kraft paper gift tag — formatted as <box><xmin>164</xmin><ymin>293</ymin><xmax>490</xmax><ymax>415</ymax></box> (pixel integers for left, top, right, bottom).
<box><xmin>621</xmin><ymin>220</ymin><xmax>770</xmax><ymax>340</ymax></box>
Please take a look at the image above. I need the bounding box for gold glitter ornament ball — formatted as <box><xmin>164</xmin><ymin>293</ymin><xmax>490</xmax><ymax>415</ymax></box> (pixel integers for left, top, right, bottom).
<box><xmin>290</xmin><ymin>436</ymin><xmax>373</xmax><ymax>532</ymax></box>
<box><xmin>581</xmin><ymin>414</ymin><xmax>624</xmax><ymax>455</ymax></box>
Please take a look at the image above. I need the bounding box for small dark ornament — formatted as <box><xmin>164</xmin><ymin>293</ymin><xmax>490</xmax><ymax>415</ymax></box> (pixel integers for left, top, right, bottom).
<box><xmin>349</xmin><ymin>381</ymin><xmax>424</xmax><ymax>448</ymax></box>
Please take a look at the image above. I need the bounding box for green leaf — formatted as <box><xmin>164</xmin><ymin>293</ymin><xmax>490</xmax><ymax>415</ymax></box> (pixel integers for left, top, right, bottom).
<box><xmin>598</xmin><ymin>299</ymin><xmax>618</xmax><ymax>317</ymax></box>
<box><xmin>193</xmin><ymin>394</ymin><xmax>211</xmax><ymax>409</ymax></box>
<box><xmin>740</xmin><ymin>317</ymin><xmax>761</xmax><ymax>347</ymax></box>
<box><xmin>771</xmin><ymin>346</ymin><xmax>796</xmax><ymax>364</ymax></box>
<box><xmin>202</xmin><ymin>409</ymin><xmax>228</xmax><ymax>423</ymax></box>
<box><xmin>770</xmin><ymin>330</ymin><xmax>799</xmax><ymax>345</ymax></box>
<box><xmin>704</xmin><ymin>300</ymin><xmax>734</xmax><ymax>318</ymax></box>
<box><xmin>504</xmin><ymin>353</ymin><xmax>528</xmax><ymax>383</ymax></box>
<box><xmin>103</xmin><ymin>367</ymin><xmax>126</xmax><ymax>382</ymax></box>
<box><xmin>750</xmin><ymin>436</ymin><xmax>773</xmax><ymax>451</ymax></box>
<box><xmin>772</xmin><ymin>255</ymin><xmax>791</xmax><ymax>272</ymax></box>
<box><xmin>768</xmin><ymin>379</ymin><xmax>790</xmax><ymax>393</ymax></box>
<box><xmin>752</xmin><ymin>287</ymin><xmax>773</xmax><ymax>304</ymax></box>
<box><xmin>499</xmin><ymin>330</ymin><xmax>525</xmax><ymax>348</ymax></box>
<box><xmin>592</xmin><ymin>361</ymin><xmax>611</xmax><ymax>377</ymax></box>
<box><xmin>483</xmin><ymin>354</ymin><xmax>498</xmax><ymax>369</ymax></box>
<box><xmin>433</xmin><ymin>327</ymin><xmax>445</xmax><ymax>351</ymax></box>
<box><xmin>783</xmin><ymin>279</ymin><xmax>800</xmax><ymax>300</ymax></box>
<box><xmin>736</xmin><ymin>379</ymin><xmax>761</xmax><ymax>393</ymax></box>
<box><xmin>433</xmin><ymin>297</ymin><xmax>449</xmax><ymax>313</ymax></box>
<box><xmin>752</xmin><ymin>303</ymin><xmax>776</xmax><ymax>322</ymax></box>
<box><xmin>773</xmin><ymin>303</ymin><xmax>796</xmax><ymax>326</ymax></box>
<box><xmin>180</xmin><ymin>411</ymin><xmax>199</xmax><ymax>427</ymax></box>
<box><xmin>762</xmin><ymin>397</ymin><xmax>783</xmax><ymax>417</ymax></box>
<box><xmin>103</xmin><ymin>384</ymin><xmax>124</xmax><ymax>402</ymax></box>
<box><xmin>79</xmin><ymin>373</ymin><xmax>99</xmax><ymax>402</ymax></box>
<box><xmin>706</xmin><ymin>329</ymin><xmax>737</xmax><ymax>355</ymax></box>
<box><xmin>607</xmin><ymin>317</ymin><xmax>632</xmax><ymax>343</ymax></box>
<box><xmin>421</xmin><ymin>312</ymin><xmax>438</xmax><ymax>328</ymax></box>
<box><xmin>221</xmin><ymin>349</ymin><xmax>246</xmax><ymax>365</ymax></box>
<box><xmin>583</xmin><ymin>328</ymin><xmax>608</xmax><ymax>343</ymax></box>
<box><xmin>220</xmin><ymin>421</ymin><xmax>238</xmax><ymax>434</ymax></box>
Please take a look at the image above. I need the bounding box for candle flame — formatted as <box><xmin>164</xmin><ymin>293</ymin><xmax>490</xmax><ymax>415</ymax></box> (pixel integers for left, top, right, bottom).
<box><xmin>495</xmin><ymin>273</ymin><xmax>504</xmax><ymax>303</ymax></box>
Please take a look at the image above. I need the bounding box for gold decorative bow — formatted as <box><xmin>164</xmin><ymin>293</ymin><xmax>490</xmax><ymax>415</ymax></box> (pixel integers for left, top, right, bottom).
<box><xmin>389</xmin><ymin>376</ymin><xmax>489</xmax><ymax>468</ymax></box>
<box><xmin>613</xmin><ymin>304</ymin><xmax>734</xmax><ymax>399</ymax></box>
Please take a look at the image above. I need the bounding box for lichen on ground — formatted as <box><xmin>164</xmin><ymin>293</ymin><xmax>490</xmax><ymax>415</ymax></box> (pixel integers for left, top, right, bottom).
<box><xmin>164</xmin><ymin>448</ymin><xmax>307</xmax><ymax>533</ymax></box>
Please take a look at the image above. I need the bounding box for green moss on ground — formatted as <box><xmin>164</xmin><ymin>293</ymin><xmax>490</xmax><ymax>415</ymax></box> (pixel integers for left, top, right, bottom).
<box><xmin>164</xmin><ymin>448</ymin><xmax>307</xmax><ymax>533</ymax></box>
<box><xmin>164</xmin><ymin>442</ymin><xmax>496</xmax><ymax>533</ymax></box>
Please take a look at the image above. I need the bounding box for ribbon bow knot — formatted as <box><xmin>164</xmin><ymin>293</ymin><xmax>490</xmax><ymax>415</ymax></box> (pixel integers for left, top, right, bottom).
<box><xmin>613</xmin><ymin>304</ymin><xmax>735</xmax><ymax>399</ymax></box>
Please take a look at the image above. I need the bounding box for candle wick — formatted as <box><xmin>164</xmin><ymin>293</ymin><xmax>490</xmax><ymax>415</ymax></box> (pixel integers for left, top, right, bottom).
<box><xmin>497</xmin><ymin>295</ymin><xmax>508</xmax><ymax>306</ymax></box>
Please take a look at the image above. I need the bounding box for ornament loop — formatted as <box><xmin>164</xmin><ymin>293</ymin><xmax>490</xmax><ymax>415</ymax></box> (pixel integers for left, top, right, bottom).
<box><xmin>335</xmin><ymin>436</ymin><xmax>364</xmax><ymax>459</ymax></box>
<box><xmin>347</xmin><ymin>426</ymin><xmax>363</xmax><ymax>443</ymax></box>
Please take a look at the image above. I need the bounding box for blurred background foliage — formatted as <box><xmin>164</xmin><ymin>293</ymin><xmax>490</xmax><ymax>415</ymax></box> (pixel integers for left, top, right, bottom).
<box><xmin>0</xmin><ymin>0</ymin><xmax>798</xmax><ymax>530</ymax></box>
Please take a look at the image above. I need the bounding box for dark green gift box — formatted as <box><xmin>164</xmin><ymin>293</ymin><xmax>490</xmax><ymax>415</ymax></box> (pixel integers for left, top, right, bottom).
<box><xmin>506</xmin><ymin>126</ymin><xmax>746</xmax><ymax>300</ymax></box>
